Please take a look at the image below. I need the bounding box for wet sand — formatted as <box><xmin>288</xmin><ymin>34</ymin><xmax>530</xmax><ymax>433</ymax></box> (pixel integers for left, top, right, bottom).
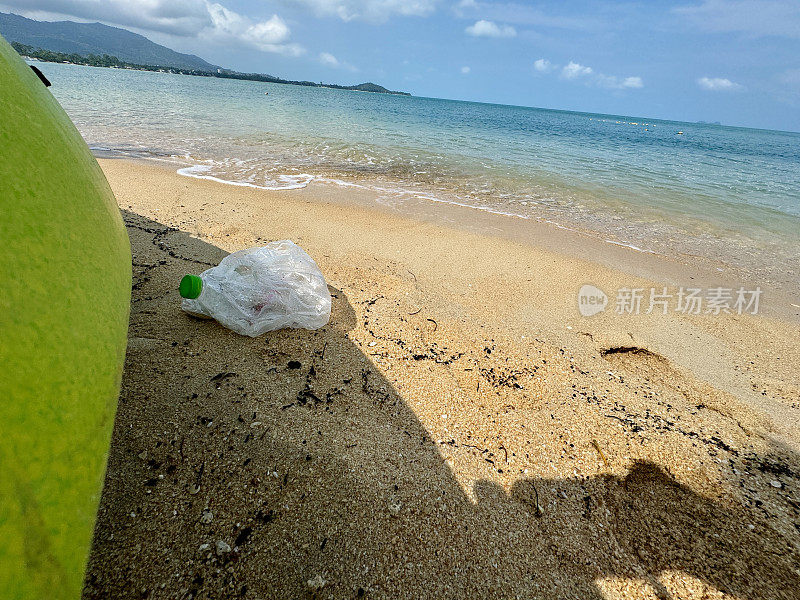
<box><xmin>84</xmin><ymin>158</ymin><xmax>800</xmax><ymax>599</ymax></box>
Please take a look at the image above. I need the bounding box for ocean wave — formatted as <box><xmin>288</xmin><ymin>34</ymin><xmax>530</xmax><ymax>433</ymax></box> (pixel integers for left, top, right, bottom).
<box><xmin>604</xmin><ymin>239</ymin><xmax>657</xmax><ymax>254</ymax></box>
<box><xmin>316</xmin><ymin>176</ymin><xmax>592</xmax><ymax>233</ymax></box>
<box><xmin>176</xmin><ymin>164</ymin><xmax>314</xmax><ymax>190</ymax></box>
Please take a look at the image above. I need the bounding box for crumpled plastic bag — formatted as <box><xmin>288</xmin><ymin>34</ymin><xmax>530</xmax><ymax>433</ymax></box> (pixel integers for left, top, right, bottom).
<box><xmin>181</xmin><ymin>240</ymin><xmax>331</xmax><ymax>336</ymax></box>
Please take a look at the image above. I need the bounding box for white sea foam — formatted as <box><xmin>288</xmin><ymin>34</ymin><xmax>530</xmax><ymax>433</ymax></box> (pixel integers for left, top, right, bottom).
<box><xmin>542</xmin><ymin>219</ymin><xmax>580</xmax><ymax>232</ymax></box>
<box><xmin>316</xmin><ymin>176</ymin><xmax>591</xmax><ymax>233</ymax></box>
<box><xmin>315</xmin><ymin>177</ymin><xmax>371</xmax><ymax>190</ymax></box>
<box><xmin>102</xmin><ymin>148</ymin><xmax>624</xmax><ymax>251</ymax></box>
<box><xmin>604</xmin><ymin>239</ymin><xmax>657</xmax><ymax>254</ymax></box>
<box><xmin>419</xmin><ymin>193</ymin><xmax>533</xmax><ymax>220</ymax></box>
<box><xmin>177</xmin><ymin>164</ymin><xmax>313</xmax><ymax>190</ymax></box>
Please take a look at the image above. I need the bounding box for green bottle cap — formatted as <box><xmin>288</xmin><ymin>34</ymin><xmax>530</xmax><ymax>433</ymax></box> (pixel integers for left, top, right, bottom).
<box><xmin>179</xmin><ymin>274</ymin><xmax>203</xmax><ymax>299</ymax></box>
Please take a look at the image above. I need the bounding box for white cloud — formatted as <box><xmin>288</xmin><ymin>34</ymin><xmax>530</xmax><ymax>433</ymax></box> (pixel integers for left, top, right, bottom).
<box><xmin>1</xmin><ymin>0</ymin><xmax>212</xmax><ymax>36</ymax></box>
<box><xmin>697</xmin><ymin>76</ymin><xmax>744</xmax><ymax>91</ymax></box>
<box><xmin>597</xmin><ymin>74</ymin><xmax>644</xmax><ymax>89</ymax></box>
<box><xmin>536</xmin><ymin>57</ymin><xmax>643</xmax><ymax>91</ymax></box>
<box><xmin>282</xmin><ymin>0</ymin><xmax>437</xmax><ymax>22</ymax></box>
<box><xmin>465</xmin><ymin>19</ymin><xmax>516</xmax><ymax>38</ymax></box>
<box><xmin>1</xmin><ymin>0</ymin><xmax>304</xmax><ymax>55</ymax></box>
<box><xmin>622</xmin><ymin>76</ymin><xmax>644</xmax><ymax>89</ymax></box>
<box><xmin>460</xmin><ymin>65</ymin><xmax>471</xmax><ymax>74</ymax></box>
<box><xmin>674</xmin><ymin>0</ymin><xmax>800</xmax><ymax>39</ymax></box>
<box><xmin>318</xmin><ymin>51</ymin><xmax>357</xmax><ymax>70</ymax></box>
<box><xmin>451</xmin><ymin>0</ymin><xmax>473</xmax><ymax>17</ymax></box>
<box><xmin>560</xmin><ymin>61</ymin><xmax>593</xmax><ymax>79</ymax></box>
<box><xmin>206</xmin><ymin>6</ymin><xmax>303</xmax><ymax>55</ymax></box>
<box><xmin>319</xmin><ymin>52</ymin><xmax>340</xmax><ymax>67</ymax></box>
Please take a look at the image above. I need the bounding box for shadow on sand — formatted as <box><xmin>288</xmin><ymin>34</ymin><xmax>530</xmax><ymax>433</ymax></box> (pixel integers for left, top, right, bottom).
<box><xmin>84</xmin><ymin>211</ymin><xmax>800</xmax><ymax>600</ymax></box>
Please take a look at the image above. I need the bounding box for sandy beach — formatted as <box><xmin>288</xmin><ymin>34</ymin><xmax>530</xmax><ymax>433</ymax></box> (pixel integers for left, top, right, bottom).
<box><xmin>84</xmin><ymin>158</ymin><xmax>800</xmax><ymax>599</ymax></box>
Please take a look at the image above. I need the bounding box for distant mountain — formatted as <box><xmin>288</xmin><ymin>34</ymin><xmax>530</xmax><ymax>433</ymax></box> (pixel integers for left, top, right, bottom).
<box><xmin>0</xmin><ymin>12</ymin><xmax>219</xmax><ymax>71</ymax></box>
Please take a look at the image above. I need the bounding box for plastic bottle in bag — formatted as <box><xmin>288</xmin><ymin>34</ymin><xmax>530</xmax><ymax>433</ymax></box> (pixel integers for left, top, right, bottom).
<box><xmin>178</xmin><ymin>240</ymin><xmax>331</xmax><ymax>336</ymax></box>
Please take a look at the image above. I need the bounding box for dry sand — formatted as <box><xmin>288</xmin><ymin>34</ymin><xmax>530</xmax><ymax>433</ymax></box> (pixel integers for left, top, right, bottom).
<box><xmin>84</xmin><ymin>159</ymin><xmax>800</xmax><ymax>599</ymax></box>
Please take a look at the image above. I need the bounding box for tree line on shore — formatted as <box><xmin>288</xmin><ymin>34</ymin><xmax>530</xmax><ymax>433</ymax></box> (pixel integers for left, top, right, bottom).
<box><xmin>12</xmin><ymin>42</ymin><xmax>409</xmax><ymax>95</ymax></box>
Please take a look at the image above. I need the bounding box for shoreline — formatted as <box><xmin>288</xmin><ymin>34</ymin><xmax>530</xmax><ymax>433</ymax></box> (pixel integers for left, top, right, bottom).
<box><xmin>111</xmin><ymin>153</ymin><xmax>800</xmax><ymax>323</ymax></box>
<box><xmin>85</xmin><ymin>157</ymin><xmax>800</xmax><ymax>598</ymax></box>
<box><xmin>105</xmin><ymin>157</ymin><xmax>800</xmax><ymax>435</ymax></box>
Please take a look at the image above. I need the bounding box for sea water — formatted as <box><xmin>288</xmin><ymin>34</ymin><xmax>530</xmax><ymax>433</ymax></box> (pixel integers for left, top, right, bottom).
<box><xmin>34</xmin><ymin>61</ymin><xmax>800</xmax><ymax>294</ymax></box>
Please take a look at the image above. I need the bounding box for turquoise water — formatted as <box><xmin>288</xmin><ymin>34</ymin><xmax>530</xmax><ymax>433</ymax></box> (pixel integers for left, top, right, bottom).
<box><xmin>35</xmin><ymin>61</ymin><xmax>800</xmax><ymax>291</ymax></box>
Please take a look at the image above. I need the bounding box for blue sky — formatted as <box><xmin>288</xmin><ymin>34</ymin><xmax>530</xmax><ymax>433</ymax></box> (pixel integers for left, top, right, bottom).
<box><xmin>4</xmin><ymin>0</ymin><xmax>800</xmax><ymax>131</ymax></box>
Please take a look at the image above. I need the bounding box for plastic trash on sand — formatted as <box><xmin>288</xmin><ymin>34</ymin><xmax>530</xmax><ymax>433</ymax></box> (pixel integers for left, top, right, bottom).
<box><xmin>179</xmin><ymin>240</ymin><xmax>331</xmax><ymax>336</ymax></box>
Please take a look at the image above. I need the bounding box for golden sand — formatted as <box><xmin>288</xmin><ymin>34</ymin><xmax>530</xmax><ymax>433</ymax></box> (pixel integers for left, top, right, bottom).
<box><xmin>84</xmin><ymin>159</ymin><xmax>800</xmax><ymax>599</ymax></box>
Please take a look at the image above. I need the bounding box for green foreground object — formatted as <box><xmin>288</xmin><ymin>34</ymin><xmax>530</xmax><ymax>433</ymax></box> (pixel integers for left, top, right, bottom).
<box><xmin>0</xmin><ymin>36</ymin><xmax>131</xmax><ymax>599</ymax></box>
<box><xmin>179</xmin><ymin>274</ymin><xmax>203</xmax><ymax>299</ymax></box>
